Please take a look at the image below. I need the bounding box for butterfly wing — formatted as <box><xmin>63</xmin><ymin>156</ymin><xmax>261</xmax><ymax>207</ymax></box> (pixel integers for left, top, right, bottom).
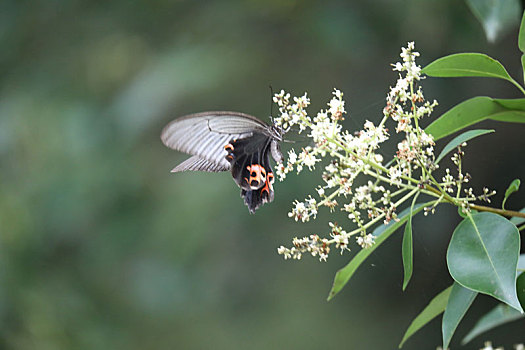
<box><xmin>170</xmin><ymin>155</ymin><xmax>230</xmax><ymax>172</ymax></box>
<box><xmin>162</xmin><ymin>111</ymin><xmax>281</xmax><ymax>213</ymax></box>
<box><xmin>161</xmin><ymin>111</ymin><xmax>270</xmax><ymax>172</ymax></box>
<box><xmin>224</xmin><ymin>134</ymin><xmax>276</xmax><ymax>213</ymax></box>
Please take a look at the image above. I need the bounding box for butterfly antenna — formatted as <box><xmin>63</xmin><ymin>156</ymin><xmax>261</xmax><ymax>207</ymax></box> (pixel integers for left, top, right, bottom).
<box><xmin>269</xmin><ymin>84</ymin><xmax>274</xmax><ymax>119</ymax></box>
<box><xmin>283</xmin><ymin>133</ymin><xmax>310</xmax><ymax>143</ymax></box>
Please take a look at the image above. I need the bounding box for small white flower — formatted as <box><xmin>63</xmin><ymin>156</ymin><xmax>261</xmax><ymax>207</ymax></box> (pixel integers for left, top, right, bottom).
<box><xmin>329</xmin><ymin>98</ymin><xmax>344</xmax><ymax>115</ymax></box>
<box><xmin>299</xmin><ymin>150</ymin><xmax>320</xmax><ymax>169</ymax></box>
<box><xmin>288</xmin><ymin>149</ymin><xmax>297</xmax><ymax>164</ymax></box>
<box><xmin>277</xmin><ymin>246</ymin><xmax>292</xmax><ymax>259</ymax></box>
<box><xmin>356</xmin><ymin>234</ymin><xmax>375</xmax><ymax>249</ymax></box>
<box><xmin>392</xmin><ymin>62</ymin><xmax>403</xmax><ymax>71</ymax></box>
<box><xmin>389</xmin><ymin>167</ymin><xmax>402</xmax><ymax>184</ymax></box>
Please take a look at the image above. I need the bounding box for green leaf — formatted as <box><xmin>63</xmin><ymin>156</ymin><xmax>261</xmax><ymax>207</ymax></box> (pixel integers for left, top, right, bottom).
<box><xmin>447</xmin><ymin>212</ymin><xmax>523</xmax><ymax>312</ymax></box>
<box><xmin>402</xmin><ymin>218</ymin><xmax>413</xmax><ymax>291</ymax></box>
<box><xmin>435</xmin><ymin>129</ymin><xmax>494</xmax><ymax>164</ymax></box>
<box><xmin>466</xmin><ymin>0</ymin><xmax>521</xmax><ymax>43</ymax></box>
<box><xmin>442</xmin><ymin>282</ymin><xmax>478</xmax><ymax>349</ymax></box>
<box><xmin>494</xmin><ymin>98</ymin><xmax>525</xmax><ymax>111</ymax></box>
<box><xmin>521</xmin><ymin>54</ymin><xmax>525</xmax><ymax>85</ymax></box>
<box><xmin>519</xmin><ymin>9</ymin><xmax>525</xmax><ymax>53</ymax></box>
<box><xmin>502</xmin><ymin>179</ymin><xmax>521</xmax><ymax>209</ymax></box>
<box><xmin>422</xmin><ymin>53</ymin><xmax>514</xmax><ymax>81</ymax></box>
<box><xmin>462</xmin><ymin>267</ymin><xmax>525</xmax><ymax>345</ymax></box>
<box><xmin>510</xmin><ymin>208</ymin><xmax>525</xmax><ymax>226</ymax></box>
<box><xmin>489</xmin><ymin>110</ymin><xmax>525</xmax><ymax>123</ymax></box>
<box><xmin>492</xmin><ymin>99</ymin><xmax>525</xmax><ymax>124</ymax></box>
<box><xmin>461</xmin><ymin>303</ymin><xmax>524</xmax><ymax>345</ymax></box>
<box><xmin>399</xmin><ymin>285</ymin><xmax>452</xmax><ymax>348</ymax></box>
<box><xmin>518</xmin><ymin>271</ymin><xmax>525</xmax><ymax>308</ymax></box>
<box><xmin>328</xmin><ymin>202</ymin><xmax>428</xmax><ymax>301</ymax></box>
<box><xmin>425</xmin><ymin>97</ymin><xmax>525</xmax><ymax>141</ymax></box>
<box><xmin>402</xmin><ymin>194</ymin><xmax>419</xmax><ymax>291</ymax></box>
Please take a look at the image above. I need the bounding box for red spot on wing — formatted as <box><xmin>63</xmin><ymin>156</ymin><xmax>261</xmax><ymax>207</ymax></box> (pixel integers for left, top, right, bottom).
<box><xmin>245</xmin><ymin>164</ymin><xmax>266</xmax><ymax>189</ymax></box>
<box><xmin>260</xmin><ymin>172</ymin><xmax>274</xmax><ymax>197</ymax></box>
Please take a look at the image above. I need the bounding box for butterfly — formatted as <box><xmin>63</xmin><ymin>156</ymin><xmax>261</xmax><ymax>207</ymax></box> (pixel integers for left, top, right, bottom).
<box><xmin>161</xmin><ymin>111</ymin><xmax>284</xmax><ymax>213</ymax></box>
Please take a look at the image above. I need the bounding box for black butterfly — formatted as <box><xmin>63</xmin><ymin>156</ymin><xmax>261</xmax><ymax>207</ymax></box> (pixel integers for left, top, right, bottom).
<box><xmin>161</xmin><ymin>111</ymin><xmax>284</xmax><ymax>213</ymax></box>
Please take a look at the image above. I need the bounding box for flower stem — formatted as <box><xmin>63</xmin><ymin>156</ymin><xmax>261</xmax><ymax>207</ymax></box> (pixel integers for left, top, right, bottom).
<box><xmin>424</xmin><ymin>184</ymin><xmax>525</xmax><ymax>219</ymax></box>
<box><xmin>468</xmin><ymin>203</ymin><xmax>525</xmax><ymax>219</ymax></box>
<box><xmin>326</xmin><ymin>187</ymin><xmax>421</xmax><ymax>244</ymax></box>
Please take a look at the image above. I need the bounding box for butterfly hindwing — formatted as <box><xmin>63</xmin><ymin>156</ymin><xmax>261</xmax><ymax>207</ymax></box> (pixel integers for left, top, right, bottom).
<box><xmin>224</xmin><ymin>133</ymin><xmax>276</xmax><ymax>213</ymax></box>
<box><xmin>170</xmin><ymin>156</ymin><xmax>230</xmax><ymax>173</ymax></box>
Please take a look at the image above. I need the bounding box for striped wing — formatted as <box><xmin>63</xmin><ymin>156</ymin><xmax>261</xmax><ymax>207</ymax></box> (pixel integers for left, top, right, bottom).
<box><xmin>170</xmin><ymin>155</ymin><xmax>230</xmax><ymax>173</ymax></box>
<box><xmin>161</xmin><ymin>111</ymin><xmax>270</xmax><ymax>171</ymax></box>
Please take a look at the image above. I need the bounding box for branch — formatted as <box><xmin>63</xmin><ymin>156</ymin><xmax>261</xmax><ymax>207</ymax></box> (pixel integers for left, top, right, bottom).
<box><xmin>468</xmin><ymin>203</ymin><xmax>525</xmax><ymax>219</ymax></box>
<box><xmin>424</xmin><ymin>184</ymin><xmax>525</xmax><ymax>219</ymax></box>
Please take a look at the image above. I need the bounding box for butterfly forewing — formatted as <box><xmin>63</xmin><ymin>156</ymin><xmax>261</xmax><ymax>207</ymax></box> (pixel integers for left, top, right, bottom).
<box><xmin>161</xmin><ymin>111</ymin><xmax>269</xmax><ymax>166</ymax></box>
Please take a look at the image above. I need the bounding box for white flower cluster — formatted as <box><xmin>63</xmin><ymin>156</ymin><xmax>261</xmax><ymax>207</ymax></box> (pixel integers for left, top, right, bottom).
<box><xmin>277</xmin><ymin>234</ymin><xmax>330</xmax><ymax>262</ymax></box>
<box><xmin>275</xmin><ymin>42</ymin><xmax>492</xmax><ymax>261</ymax></box>
<box><xmin>288</xmin><ymin>196</ymin><xmax>318</xmax><ymax>222</ymax></box>
<box><xmin>277</xmin><ymin>222</ymin><xmax>352</xmax><ymax>262</ymax></box>
<box><xmin>273</xmin><ymin>90</ymin><xmax>310</xmax><ymax>133</ymax></box>
<box><xmin>356</xmin><ymin>233</ymin><xmax>375</xmax><ymax>249</ymax></box>
<box><xmin>384</xmin><ymin>43</ymin><xmax>438</xmax><ymax>183</ymax></box>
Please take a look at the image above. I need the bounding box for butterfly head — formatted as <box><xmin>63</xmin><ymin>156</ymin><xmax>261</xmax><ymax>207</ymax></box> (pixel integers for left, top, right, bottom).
<box><xmin>268</xmin><ymin>119</ymin><xmax>284</xmax><ymax>142</ymax></box>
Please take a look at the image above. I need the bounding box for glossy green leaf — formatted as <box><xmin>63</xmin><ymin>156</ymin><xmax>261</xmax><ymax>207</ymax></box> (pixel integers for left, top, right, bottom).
<box><xmin>425</xmin><ymin>97</ymin><xmax>525</xmax><ymax>141</ymax></box>
<box><xmin>502</xmin><ymin>179</ymin><xmax>520</xmax><ymax>209</ymax></box>
<box><xmin>401</xmin><ymin>218</ymin><xmax>413</xmax><ymax>291</ymax></box>
<box><xmin>494</xmin><ymin>98</ymin><xmax>525</xmax><ymax>111</ymax></box>
<box><xmin>521</xmin><ymin>54</ymin><xmax>525</xmax><ymax>85</ymax></box>
<box><xmin>399</xmin><ymin>285</ymin><xmax>452</xmax><ymax>348</ymax></box>
<box><xmin>517</xmin><ymin>271</ymin><xmax>525</xmax><ymax>308</ymax></box>
<box><xmin>422</xmin><ymin>53</ymin><xmax>513</xmax><ymax>80</ymax></box>
<box><xmin>462</xmin><ymin>267</ymin><xmax>525</xmax><ymax>345</ymax></box>
<box><xmin>435</xmin><ymin>129</ymin><xmax>494</xmax><ymax>163</ymax></box>
<box><xmin>328</xmin><ymin>202</ymin><xmax>429</xmax><ymax>301</ymax></box>
<box><xmin>489</xmin><ymin>110</ymin><xmax>525</xmax><ymax>124</ymax></box>
<box><xmin>461</xmin><ymin>303</ymin><xmax>524</xmax><ymax>345</ymax></box>
<box><xmin>442</xmin><ymin>282</ymin><xmax>478</xmax><ymax>349</ymax></box>
<box><xmin>492</xmin><ymin>99</ymin><xmax>525</xmax><ymax>123</ymax></box>
<box><xmin>466</xmin><ymin>0</ymin><xmax>521</xmax><ymax>43</ymax></box>
<box><xmin>447</xmin><ymin>212</ymin><xmax>522</xmax><ymax>312</ymax></box>
<box><xmin>519</xmin><ymin>9</ymin><xmax>525</xmax><ymax>53</ymax></box>
<box><xmin>402</xmin><ymin>194</ymin><xmax>419</xmax><ymax>291</ymax></box>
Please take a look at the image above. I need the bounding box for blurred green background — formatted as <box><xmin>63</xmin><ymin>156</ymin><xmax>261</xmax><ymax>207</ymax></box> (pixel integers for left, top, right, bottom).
<box><xmin>1</xmin><ymin>1</ymin><xmax>524</xmax><ymax>349</ymax></box>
